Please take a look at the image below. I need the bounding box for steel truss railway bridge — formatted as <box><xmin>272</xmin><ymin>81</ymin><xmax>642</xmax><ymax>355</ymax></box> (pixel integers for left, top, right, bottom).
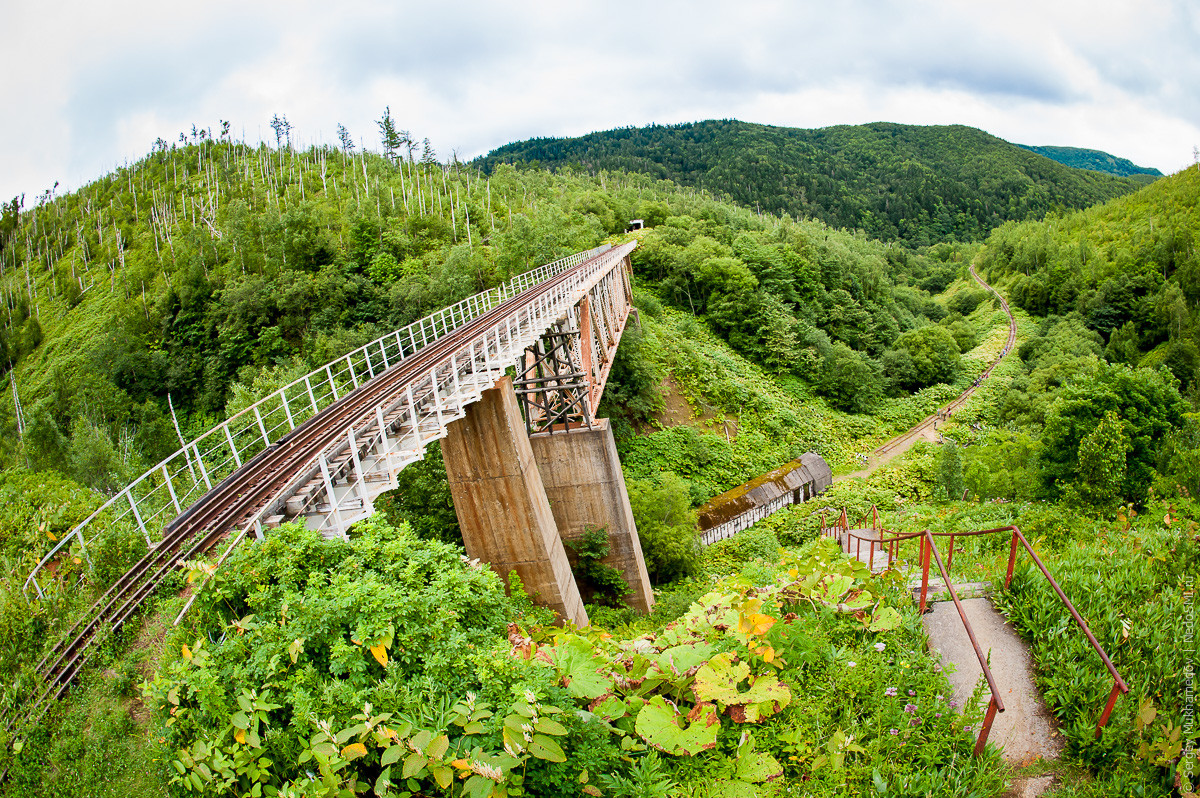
<box><xmin>17</xmin><ymin>241</ymin><xmax>651</xmax><ymax>719</ymax></box>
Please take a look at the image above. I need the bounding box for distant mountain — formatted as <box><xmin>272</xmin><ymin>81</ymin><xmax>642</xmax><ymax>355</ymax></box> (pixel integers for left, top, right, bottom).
<box><xmin>478</xmin><ymin>120</ymin><xmax>1147</xmax><ymax>246</ymax></box>
<box><xmin>1017</xmin><ymin>144</ymin><xmax>1162</xmax><ymax>180</ymax></box>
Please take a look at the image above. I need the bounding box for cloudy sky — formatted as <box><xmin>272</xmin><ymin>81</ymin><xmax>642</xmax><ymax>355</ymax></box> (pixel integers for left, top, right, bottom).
<box><xmin>2</xmin><ymin>0</ymin><xmax>1198</xmax><ymax>202</ymax></box>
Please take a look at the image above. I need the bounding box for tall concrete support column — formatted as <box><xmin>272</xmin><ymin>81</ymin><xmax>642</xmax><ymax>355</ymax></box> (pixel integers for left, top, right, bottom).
<box><xmin>440</xmin><ymin>377</ymin><xmax>587</xmax><ymax>627</ymax></box>
<box><xmin>529</xmin><ymin>420</ymin><xmax>654</xmax><ymax>613</ymax></box>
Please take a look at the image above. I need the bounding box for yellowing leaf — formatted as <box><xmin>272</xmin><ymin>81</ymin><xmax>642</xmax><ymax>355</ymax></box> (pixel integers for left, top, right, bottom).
<box><xmin>288</xmin><ymin>638</ymin><xmax>305</xmax><ymax>664</ymax></box>
<box><xmin>182</xmin><ymin>644</ymin><xmax>192</xmax><ymax>660</ymax></box>
<box><xmin>370</xmin><ymin>644</ymin><xmax>388</xmax><ymax>667</ymax></box>
<box><xmin>634</xmin><ymin>696</ymin><xmax>720</xmax><ymax>755</ymax></box>
<box><xmin>234</xmin><ymin>727</ymin><xmax>246</xmax><ymax>745</ymax></box>
<box><xmin>47</xmin><ymin>531</ymin><xmax>57</xmax><ymax>541</ymax></box>
<box><xmin>739</xmin><ymin>612</ymin><xmax>776</xmax><ymax>637</ymax></box>
<box><xmin>341</xmin><ymin>742</ymin><xmax>368</xmax><ymax>761</ymax></box>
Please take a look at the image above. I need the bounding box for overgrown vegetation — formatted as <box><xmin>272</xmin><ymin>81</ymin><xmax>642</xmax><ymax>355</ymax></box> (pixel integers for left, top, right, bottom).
<box><xmin>2</xmin><ymin>120</ymin><xmax>1198</xmax><ymax>798</ymax></box>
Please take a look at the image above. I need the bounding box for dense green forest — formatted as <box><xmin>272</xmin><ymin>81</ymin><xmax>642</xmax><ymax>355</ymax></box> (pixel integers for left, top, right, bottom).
<box><xmin>1016</xmin><ymin>144</ymin><xmax>1163</xmax><ymax>179</ymax></box>
<box><xmin>0</xmin><ymin>122</ymin><xmax>1196</xmax><ymax>798</ymax></box>
<box><xmin>477</xmin><ymin>120</ymin><xmax>1146</xmax><ymax>246</ymax></box>
<box><xmin>0</xmin><ymin>123</ymin><xmax>976</xmax><ymax>499</ymax></box>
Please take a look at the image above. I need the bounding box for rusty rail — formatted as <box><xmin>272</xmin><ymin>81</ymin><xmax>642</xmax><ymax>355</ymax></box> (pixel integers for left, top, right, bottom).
<box><xmin>918</xmin><ymin>530</ymin><xmax>1004</xmax><ymax>755</ymax></box>
<box><xmin>821</xmin><ymin>513</ymin><xmax>1130</xmax><ymax>747</ymax></box>
<box><xmin>873</xmin><ymin>264</ymin><xmax>1015</xmax><ymax>457</ymax></box>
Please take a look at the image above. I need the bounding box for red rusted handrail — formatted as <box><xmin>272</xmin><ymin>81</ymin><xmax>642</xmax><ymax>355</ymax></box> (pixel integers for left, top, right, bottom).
<box><xmin>918</xmin><ymin>530</ymin><xmax>1004</xmax><ymax>755</ymax></box>
<box><xmin>998</xmin><ymin>525</ymin><xmax>1130</xmax><ymax>738</ymax></box>
<box><xmin>824</xmin><ymin>512</ymin><xmax>1130</xmax><ymax>745</ymax></box>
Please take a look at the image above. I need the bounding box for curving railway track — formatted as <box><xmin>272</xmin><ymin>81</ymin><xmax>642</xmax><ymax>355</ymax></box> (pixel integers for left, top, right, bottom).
<box><xmin>873</xmin><ymin>263</ymin><xmax>1016</xmax><ymax>456</ymax></box>
<box><xmin>6</xmin><ymin>247</ymin><xmax>616</xmax><ymax>746</ymax></box>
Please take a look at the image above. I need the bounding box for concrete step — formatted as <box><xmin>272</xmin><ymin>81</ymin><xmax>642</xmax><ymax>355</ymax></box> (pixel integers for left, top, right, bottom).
<box><xmin>922</xmin><ymin>597</ymin><xmax>1062</xmax><ymax>764</ymax></box>
<box><xmin>910</xmin><ymin>580</ymin><xmax>992</xmax><ymax>600</ymax></box>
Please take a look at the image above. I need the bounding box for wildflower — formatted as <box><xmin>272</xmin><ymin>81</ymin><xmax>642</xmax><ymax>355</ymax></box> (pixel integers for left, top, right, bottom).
<box><xmin>889</xmin><ymin>729</ymin><xmax>899</xmax><ymax>735</ymax></box>
<box><xmin>470</xmin><ymin>762</ymin><xmax>504</xmax><ymax>782</ymax></box>
<box><xmin>885</xmin><ymin>686</ymin><xmax>898</xmax><ymax>697</ymax></box>
<box><xmin>948</xmin><ymin>700</ymin><xmax>960</xmax><ymax>709</ymax></box>
<box><xmin>874</xmin><ymin>642</ymin><xmax>886</xmax><ymax>652</ymax></box>
<box><xmin>910</xmin><ymin>719</ymin><xmax>921</xmax><ymax>726</ymax></box>
<box><xmin>936</xmin><ymin>694</ymin><xmax>944</xmax><ymax>701</ymax></box>
<box><xmin>847</xmin><ymin>661</ymin><xmax>857</xmax><ymax>668</ymax></box>
<box><xmin>907</xmin><ymin>689</ymin><xmax>916</xmax><ymax>696</ymax></box>
<box><xmin>904</xmin><ymin>703</ymin><xmax>916</xmax><ymax>713</ymax></box>
<box><xmin>935</xmin><ymin>712</ymin><xmax>942</xmax><ymax>718</ymax></box>
<box><xmin>963</xmin><ymin>724</ymin><xmax>972</xmax><ymax>732</ymax></box>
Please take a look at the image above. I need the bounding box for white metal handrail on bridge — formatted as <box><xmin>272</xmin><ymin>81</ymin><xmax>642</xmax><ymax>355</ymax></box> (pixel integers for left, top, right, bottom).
<box><xmin>24</xmin><ymin>243</ymin><xmax>630</xmax><ymax>599</ymax></box>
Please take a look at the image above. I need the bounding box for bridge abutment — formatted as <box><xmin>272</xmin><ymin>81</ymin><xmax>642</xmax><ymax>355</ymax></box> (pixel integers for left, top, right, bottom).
<box><xmin>440</xmin><ymin>376</ymin><xmax>588</xmax><ymax>626</ymax></box>
<box><xmin>529</xmin><ymin>420</ymin><xmax>654</xmax><ymax>613</ymax></box>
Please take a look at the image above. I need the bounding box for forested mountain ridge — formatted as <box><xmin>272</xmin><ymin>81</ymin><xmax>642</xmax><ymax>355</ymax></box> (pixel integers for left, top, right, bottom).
<box><xmin>0</xmin><ymin>126</ymin><xmax>1196</xmax><ymax>798</ymax></box>
<box><xmin>477</xmin><ymin>119</ymin><xmax>1146</xmax><ymax>246</ymax></box>
<box><xmin>1016</xmin><ymin>144</ymin><xmax>1163</xmax><ymax>179</ymax></box>
<box><xmin>0</xmin><ymin>127</ymin><xmax>967</xmax><ymax>498</ymax></box>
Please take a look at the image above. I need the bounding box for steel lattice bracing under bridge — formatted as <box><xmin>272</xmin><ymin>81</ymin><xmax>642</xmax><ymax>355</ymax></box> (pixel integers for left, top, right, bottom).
<box><xmin>22</xmin><ymin>241</ymin><xmax>636</xmax><ymax>601</ymax></box>
<box><xmin>515</xmin><ymin>258</ymin><xmax>634</xmax><ymax>434</ymax></box>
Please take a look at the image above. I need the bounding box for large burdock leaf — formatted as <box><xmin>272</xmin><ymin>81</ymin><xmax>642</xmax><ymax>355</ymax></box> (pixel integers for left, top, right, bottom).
<box><xmin>726</xmin><ymin>732</ymin><xmax>784</xmax><ymax>784</ymax></box>
<box><xmin>693</xmin><ymin>652</ymin><xmax>791</xmax><ymax>722</ymax></box>
<box><xmin>634</xmin><ymin>696</ymin><xmax>720</xmax><ymax>755</ymax></box>
<box><xmin>551</xmin><ymin>635</ymin><xmax>615</xmax><ymax>700</ymax></box>
<box><xmin>588</xmin><ymin>693</ymin><xmax>629</xmax><ymax>722</ymax></box>
<box><xmin>867</xmin><ymin>606</ymin><xmax>901</xmax><ymax>632</ymax></box>
<box><xmin>736</xmin><ymin>748</ymin><xmax>783</xmax><ymax>782</ymax></box>
<box><xmin>653</xmin><ymin>642</ymin><xmax>716</xmax><ymax>676</ymax></box>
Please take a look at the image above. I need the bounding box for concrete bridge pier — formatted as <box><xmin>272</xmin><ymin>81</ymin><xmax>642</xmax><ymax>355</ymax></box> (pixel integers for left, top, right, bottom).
<box><xmin>440</xmin><ymin>376</ymin><xmax>587</xmax><ymax>626</ymax></box>
<box><xmin>441</xmin><ymin>377</ymin><xmax>655</xmax><ymax>625</ymax></box>
<box><xmin>530</xmin><ymin>420</ymin><xmax>654</xmax><ymax>613</ymax></box>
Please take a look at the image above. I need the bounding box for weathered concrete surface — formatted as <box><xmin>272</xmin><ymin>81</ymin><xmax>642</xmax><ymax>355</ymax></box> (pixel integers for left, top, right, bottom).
<box><xmin>441</xmin><ymin>377</ymin><xmax>587</xmax><ymax>626</ymax></box>
<box><xmin>1005</xmin><ymin>775</ymin><xmax>1057</xmax><ymax>798</ymax></box>
<box><xmin>529</xmin><ymin>420</ymin><xmax>654</xmax><ymax>613</ymax></box>
<box><xmin>923</xmin><ymin>597</ymin><xmax>1062</xmax><ymax>764</ymax></box>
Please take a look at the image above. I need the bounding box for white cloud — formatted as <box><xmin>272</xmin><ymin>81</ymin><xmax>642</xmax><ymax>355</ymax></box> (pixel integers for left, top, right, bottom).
<box><xmin>2</xmin><ymin>0</ymin><xmax>1198</xmax><ymax>202</ymax></box>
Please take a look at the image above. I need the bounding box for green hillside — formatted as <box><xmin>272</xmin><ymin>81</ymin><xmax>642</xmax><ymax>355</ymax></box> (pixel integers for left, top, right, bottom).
<box><xmin>1017</xmin><ymin>144</ymin><xmax>1162</xmax><ymax>179</ymax></box>
<box><xmin>0</xmin><ymin>130</ymin><xmax>971</xmax><ymax>500</ymax></box>
<box><xmin>1</xmin><ymin>128</ymin><xmax>1196</xmax><ymax>798</ymax></box>
<box><xmin>980</xmin><ymin>165</ymin><xmax>1199</xmax><ymax>375</ymax></box>
<box><xmin>477</xmin><ymin>120</ymin><xmax>1146</xmax><ymax>246</ymax></box>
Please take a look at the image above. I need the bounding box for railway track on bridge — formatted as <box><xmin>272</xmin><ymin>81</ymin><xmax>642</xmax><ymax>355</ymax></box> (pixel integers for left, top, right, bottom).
<box><xmin>5</xmin><ymin>247</ymin><xmax>617</xmax><ymax>744</ymax></box>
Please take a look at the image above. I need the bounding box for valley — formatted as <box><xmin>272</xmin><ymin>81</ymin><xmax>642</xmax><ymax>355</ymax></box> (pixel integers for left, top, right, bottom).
<box><xmin>0</xmin><ymin>123</ymin><xmax>1195</xmax><ymax>798</ymax></box>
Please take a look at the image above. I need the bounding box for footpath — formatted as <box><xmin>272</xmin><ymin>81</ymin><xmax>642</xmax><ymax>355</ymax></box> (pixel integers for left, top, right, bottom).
<box><xmin>830</xmin><ymin>273</ymin><xmax>1065</xmax><ymax>793</ymax></box>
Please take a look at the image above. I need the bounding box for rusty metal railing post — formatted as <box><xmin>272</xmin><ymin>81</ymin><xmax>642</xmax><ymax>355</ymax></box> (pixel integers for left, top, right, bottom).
<box><xmin>924</xmin><ymin>531</ymin><xmax>1005</xmax><ymax>755</ymax></box>
<box><xmin>1004</xmin><ymin>527</ymin><xmax>1019</xmax><ymax>588</ymax></box>
<box><xmin>947</xmin><ymin>533</ymin><xmax>955</xmax><ymax>574</ymax></box>
<box><xmin>975</xmin><ymin>697</ymin><xmax>999</xmax><ymax>755</ymax></box>
<box><xmin>919</xmin><ymin>533</ymin><xmax>931</xmax><ymax>613</ymax></box>
<box><xmin>1096</xmin><ymin>680</ymin><xmax>1124</xmax><ymax>738</ymax></box>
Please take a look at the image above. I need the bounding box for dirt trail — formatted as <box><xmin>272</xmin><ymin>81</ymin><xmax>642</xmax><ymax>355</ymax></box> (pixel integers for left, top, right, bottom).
<box><xmin>836</xmin><ymin>264</ymin><xmax>1016</xmax><ymax>483</ymax></box>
